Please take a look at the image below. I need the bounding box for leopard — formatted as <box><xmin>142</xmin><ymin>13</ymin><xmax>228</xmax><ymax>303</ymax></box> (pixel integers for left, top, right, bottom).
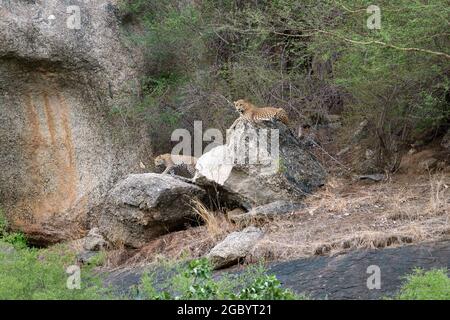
<box><xmin>231</xmin><ymin>99</ymin><xmax>289</xmax><ymax>129</ymax></box>
<box><xmin>154</xmin><ymin>153</ymin><xmax>198</xmax><ymax>178</ymax></box>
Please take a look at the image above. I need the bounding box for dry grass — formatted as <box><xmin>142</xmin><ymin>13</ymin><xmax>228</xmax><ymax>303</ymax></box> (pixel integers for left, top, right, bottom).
<box><xmin>428</xmin><ymin>173</ymin><xmax>449</xmax><ymax>215</ymax></box>
<box><xmin>103</xmin><ymin>199</ymin><xmax>236</xmax><ymax>268</ymax></box>
<box><xmin>249</xmin><ymin>173</ymin><xmax>450</xmax><ymax>262</ymax></box>
<box><xmin>103</xmin><ymin>226</ymin><xmax>218</xmax><ymax>268</ymax></box>
<box><xmin>190</xmin><ymin>198</ymin><xmax>235</xmax><ymax>240</ymax></box>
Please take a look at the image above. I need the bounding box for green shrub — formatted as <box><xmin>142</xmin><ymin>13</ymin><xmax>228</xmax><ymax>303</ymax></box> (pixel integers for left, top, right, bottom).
<box><xmin>138</xmin><ymin>258</ymin><xmax>301</xmax><ymax>300</ymax></box>
<box><xmin>118</xmin><ymin>0</ymin><xmax>449</xmax><ymax>167</ymax></box>
<box><xmin>0</xmin><ymin>244</ymin><xmax>111</xmax><ymax>300</ymax></box>
<box><xmin>393</xmin><ymin>268</ymin><xmax>450</xmax><ymax>300</ymax></box>
<box><xmin>1</xmin><ymin>232</ymin><xmax>27</xmax><ymax>249</ymax></box>
<box><xmin>315</xmin><ymin>0</ymin><xmax>449</xmax><ymax>159</ymax></box>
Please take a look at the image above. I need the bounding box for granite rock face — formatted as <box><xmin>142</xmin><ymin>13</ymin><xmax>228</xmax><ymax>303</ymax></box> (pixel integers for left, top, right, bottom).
<box><xmin>0</xmin><ymin>1</ymin><xmax>150</xmax><ymax>244</ymax></box>
<box><xmin>99</xmin><ymin>173</ymin><xmax>206</xmax><ymax>248</ymax></box>
<box><xmin>195</xmin><ymin>120</ymin><xmax>326</xmax><ymax>208</ymax></box>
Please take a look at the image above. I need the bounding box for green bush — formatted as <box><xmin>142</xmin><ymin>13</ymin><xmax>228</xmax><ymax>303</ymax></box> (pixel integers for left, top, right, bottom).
<box><xmin>139</xmin><ymin>258</ymin><xmax>301</xmax><ymax>300</ymax></box>
<box><xmin>393</xmin><ymin>268</ymin><xmax>450</xmax><ymax>300</ymax></box>
<box><xmin>1</xmin><ymin>232</ymin><xmax>27</xmax><ymax>249</ymax></box>
<box><xmin>118</xmin><ymin>0</ymin><xmax>449</xmax><ymax>167</ymax></box>
<box><xmin>0</xmin><ymin>208</ymin><xmax>111</xmax><ymax>300</ymax></box>
<box><xmin>0</xmin><ymin>244</ymin><xmax>111</xmax><ymax>300</ymax></box>
<box><xmin>314</xmin><ymin>0</ymin><xmax>449</xmax><ymax>165</ymax></box>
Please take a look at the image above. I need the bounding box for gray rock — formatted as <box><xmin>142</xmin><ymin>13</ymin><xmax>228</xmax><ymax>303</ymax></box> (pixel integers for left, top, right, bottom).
<box><xmin>229</xmin><ymin>201</ymin><xmax>304</xmax><ymax>225</ymax></box>
<box><xmin>83</xmin><ymin>227</ymin><xmax>107</xmax><ymax>251</ymax></box>
<box><xmin>270</xmin><ymin>240</ymin><xmax>450</xmax><ymax>299</ymax></box>
<box><xmin>99</xmin><ymin>173</ymin><xmax>206</xmax><ymax>248</ymax></box>
<box><xmin>0</xmin><ymin>1</ymin><xmax>150</xmax><ymax>245</ymax></box>
<box><xmin>351</xmin><ymin>119</ymin><xmax>369</xmax><ymax>143</ymax></box>
<box><xmin>195</xmin><ymin>120</ymin><xmax>326</xmax><ymax>208</ymax></box>
<box><xmin>207</xmin><ymin>226</ymin><xmax>264</xmax><ymax>269</ymax></box>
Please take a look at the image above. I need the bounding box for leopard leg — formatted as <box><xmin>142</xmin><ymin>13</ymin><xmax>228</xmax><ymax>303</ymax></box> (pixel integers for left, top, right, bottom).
<box><xmin>162</xmin><ymin>165</ymin><xmax>172</xmax><ymax>175</ymax></box>
<box><xmin>229</xmin><ymin>117</ymin><xmax>242</xmax><ymax>130</ymax></box>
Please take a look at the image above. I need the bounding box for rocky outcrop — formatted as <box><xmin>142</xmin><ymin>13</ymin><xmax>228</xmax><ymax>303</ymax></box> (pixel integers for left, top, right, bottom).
<box><xmin>270</xmin><ymin>240</ymin><xmax>450</xmax><ymax>299</ymax></box>
<box><xmin>194</xmin><ymin>120</ymin><xmax>326</xmax><ymax>208</ymax></box>
<box><xmin>99</xmin><ymin>173</ymin><xmax>206</xmax><ymax>248</ymax></box>
<box><xmin>207</xmin><ymin>226</ymin><xmax>264</xmax><ymax>269</ymax></box>
<box><xmin>0</xmin><ymin>1</ymin><xmax>150</xmax><ymax>244</ymax></box>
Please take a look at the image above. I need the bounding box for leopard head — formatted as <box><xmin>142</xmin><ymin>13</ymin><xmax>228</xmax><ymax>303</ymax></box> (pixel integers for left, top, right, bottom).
<box><xmin>154</xmin><ymin>154</ymin><xmax>167</xmax><ymax>167</ymax></box>
<box><xmin>234</xmin><ymin>99</ymin><xmax>250</xmax><ymax>114</ymax></box>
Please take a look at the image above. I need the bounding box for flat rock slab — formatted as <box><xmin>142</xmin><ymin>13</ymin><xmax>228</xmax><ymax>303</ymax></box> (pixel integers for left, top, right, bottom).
<box><xmin>103</xmin><ymin>240</ymin><xmax>450</xmax><ymax>299</ymax></box>
<box><xmin>269</xmin><ymin>240</ymin><xmax>450</xmax><ymax>299</ymax></box>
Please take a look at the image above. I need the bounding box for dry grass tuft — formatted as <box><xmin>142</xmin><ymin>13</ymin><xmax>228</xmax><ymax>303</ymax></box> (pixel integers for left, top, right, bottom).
<box><xmin>428</xmin><ymin>173</ymin><xmax>449</xmax><ymax>215</ymax></box>
<box><xmin>101</xmin><ymin>199</ymin><xmax>238</xmax><ymax>268</ymax></box>
<box><xmin>190</xmin><ymin>198</ymin><xmax>235</xmax><ymax>240</ymax></box>
<box><xmin>312</xmin><ymin>231</ymin><xmax>416</xmax><ymax>255</ymax></box>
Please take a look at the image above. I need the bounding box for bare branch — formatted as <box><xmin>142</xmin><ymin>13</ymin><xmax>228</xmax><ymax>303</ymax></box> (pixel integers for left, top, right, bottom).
<box><xmin>315</xmin><ymin>30</ymin><xmax>450</xmax><ymax>60</ymax></box>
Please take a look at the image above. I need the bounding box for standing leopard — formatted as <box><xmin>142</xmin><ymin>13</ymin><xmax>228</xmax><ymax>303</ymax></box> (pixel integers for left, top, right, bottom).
<box><xmin>231</xmin><ymin>99</ymin><xmax>289</xmax><ymax>128</ymax></box>
<box><xmin>154</xmin><ymin>153</ymin><xmax>197</xmax><ymax>178</ymax></box>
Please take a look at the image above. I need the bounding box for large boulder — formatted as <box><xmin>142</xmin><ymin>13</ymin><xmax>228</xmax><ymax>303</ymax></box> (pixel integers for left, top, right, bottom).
<box><xmin>207</xmin><ymin>226</ymin><xmax>264</xmax><ymax>269</ymax></box>
<box><xmin>195</xmin><ymin>120</ymin><xmax>326</xmax><ymax>208</ymax></box>
<box><xmin>0</xmin><ymin>1</ymin><xmax>150</xmax><ymax>244</ymax></box>
<box><xmin>99</xmin><ymin>173</ymin><xmax>206</xmax><ymax>248</ymax></box>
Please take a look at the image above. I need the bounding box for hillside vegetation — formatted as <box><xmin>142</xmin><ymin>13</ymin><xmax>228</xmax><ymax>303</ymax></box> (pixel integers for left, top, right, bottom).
<box><xmin>117</xmin><ymin>0</ymin><xmax>449</xmax><ymax>170</ymax></box>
